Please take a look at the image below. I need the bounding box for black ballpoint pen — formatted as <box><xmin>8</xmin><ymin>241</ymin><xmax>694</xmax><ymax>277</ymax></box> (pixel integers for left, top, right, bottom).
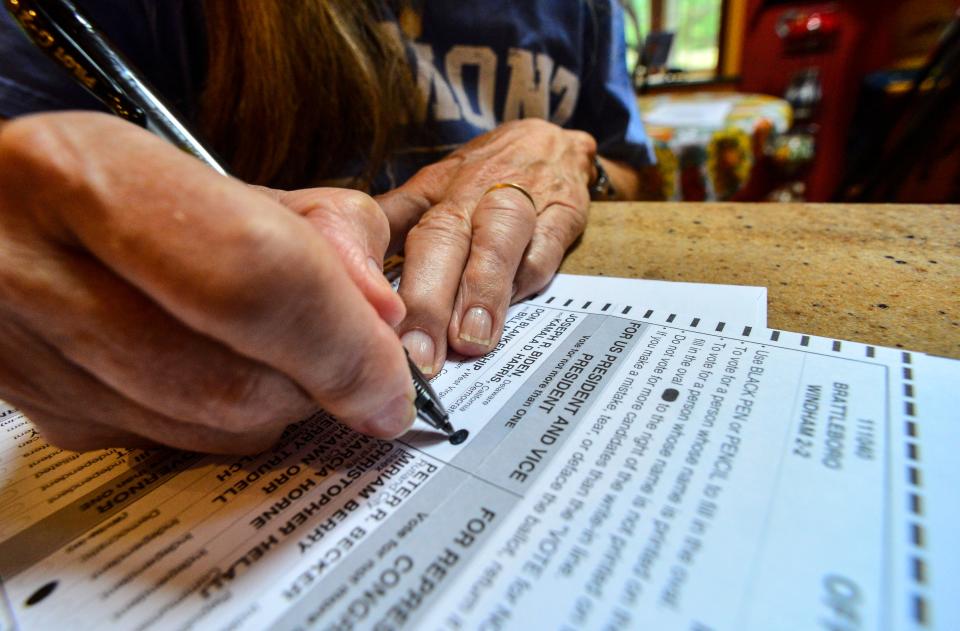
<box><xmin>6</xmin><ymin>0</ymin><xmax>457</xmax><ymax>438</ymax></box>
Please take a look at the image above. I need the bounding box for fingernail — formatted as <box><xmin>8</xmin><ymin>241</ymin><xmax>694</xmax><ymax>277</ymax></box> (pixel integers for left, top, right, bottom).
<box><xmin>401</xmin><ymin>329</ymin><xmax>435</xmax><ymax>374</ymax></box>
<box><xmin>369</xmin><ymin>394</ymin><xmax>417</xmax><ymax>439</ymax></box>
<box><xmin>460</xmin><ymin>306</ymin><xmax>493</xmax><ymax>346</ymax></box>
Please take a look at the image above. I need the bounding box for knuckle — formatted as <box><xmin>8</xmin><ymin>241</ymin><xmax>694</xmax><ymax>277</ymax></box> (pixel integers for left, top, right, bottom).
<box><xmin>404</xmin><ymin>157</ymin><xmax>460</xmax><ymax>199</ymax></box>
<box><xmin>0</xmin><ymin>116</ymin><xmax>60</xmax><ymax>162</ymax></box>
<box><xmin>468</xmin><ymin>227</ymin><xmax>532</xmax><ymax>278</ymax></box>
<box><xmin>408</xmin><ymin>205</ymin><xmax>472</xmax><ymax>244</ymax></box>
<box><xmin>339</xmin><ymin>189</ymin><xmax>391</xmax><ymax>247</ymax></box>
<box><xmin>338</xmin><ymin>189</ymin><xmax>381</xmax><ymax>220</ymax></box>
<box><xmin>539</xmin><ymin>217</ymin><xmax>574</xmax><ymax>251</ymax></box>
<box><xmin>563</xmin><ymin>203</ymin><xmax>590</xmax><ymax>234</ymax></box>
<box><xmin>570</xmin><ymin>130</ymin><xmax>597</xmax><ymax>154</ymax></box>
<box><xmin>470</xmin><ymin>238</ymin><xmax>514</xmax><ymax>271</ymax></box>
<box><xmin>483</xmin><ymin>191</ymin><xmax>538</xmax><ymax>223</ymax></box>
<box><xmin>0</xmin><ymin>115</ymin><xmax>83</xmax><ymax>191</ymax></box>
<box><xmin>417</xmin><ymin>158</ymin><xmax>457</xmax><ymax>182</ymax></box>
<box><xmin>0</xmin><ymin>114</ymin><xmax>129</xmax><ymax>197</ymax></box>
<box><xmin>379</xmin><ymin>188</ymin><xmax>430</xmax><ymax>217</ymax></box>
<box><xmin>550</xmin><ymin>203</ymin><xmax>589</xmax><ymax>238</ymax></box>
<box><xmin>461</xmin><ymin>267</ymin><xmax>510</xmax><ymax>308</ymax></box>
<box><xmin>516</xmin><ymin>118</ymin><xmax>554</xmax><ymax>135</ymax></box>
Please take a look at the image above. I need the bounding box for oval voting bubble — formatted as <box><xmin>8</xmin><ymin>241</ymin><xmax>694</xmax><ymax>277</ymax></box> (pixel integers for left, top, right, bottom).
<box><xmin>25</xmin><ymin>581</ymin><xmax>57</xmax><ymax>606</ymax></box>
<box><xmin>661</xmin><ymin>388</ymin><xmax>680</xmax><ymax>402</ymax></box>
<box><xmin>449</xmin><ymin>429</ymin><xmax>469</xmax><ymax>445</ymax></box>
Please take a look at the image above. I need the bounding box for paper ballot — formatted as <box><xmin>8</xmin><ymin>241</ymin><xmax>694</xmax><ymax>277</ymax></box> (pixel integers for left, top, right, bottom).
<box><xmin>0</xmin><ymin>277</ymin><xmax>956</xmax><ymax>630</ymax></box>
<box><xmin>541</xmin><ymin>274</ymin><xmax>768</xmax><ymax>326</ymax></box>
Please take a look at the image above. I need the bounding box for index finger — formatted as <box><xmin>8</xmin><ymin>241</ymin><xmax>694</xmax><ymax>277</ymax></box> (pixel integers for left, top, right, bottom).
<box><xmin>396</xmin><ymin>198</ymin><xmax>473</xmax><ymax>375</ymax></box>
<box><xmin>447</xmin><ymin>185</ymin><xmax>537</xmax><ymax>356</ymax></box>
<box><xmin>0</xmin><ymin>113</ymin><xmax>416</xmax><ymax>438</ymax></box>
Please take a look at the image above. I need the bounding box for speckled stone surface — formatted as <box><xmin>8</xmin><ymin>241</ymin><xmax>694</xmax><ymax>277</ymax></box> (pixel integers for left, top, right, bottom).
<box><xmin>559</xmin><ymin>203</ymin><xmax>960</xmax><ymax>358</ymax></box>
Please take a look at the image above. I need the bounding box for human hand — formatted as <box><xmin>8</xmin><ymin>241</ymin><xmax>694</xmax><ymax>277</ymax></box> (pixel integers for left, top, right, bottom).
<box><xmin>0</xmin><ymin>112</ymin><xmax>415</xmax><ymax>454</ymax></box>
<box><xmin>377</xmin><ymin>119</ymin><xmax>596</xmax><ymax>375</ymax></box>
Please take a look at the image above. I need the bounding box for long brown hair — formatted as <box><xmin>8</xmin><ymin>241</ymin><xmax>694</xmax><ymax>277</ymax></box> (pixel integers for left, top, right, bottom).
<box><xmin>200</xmin><ymin>1</ymin><xmax>419</xmax><ymax>189</ymax></box>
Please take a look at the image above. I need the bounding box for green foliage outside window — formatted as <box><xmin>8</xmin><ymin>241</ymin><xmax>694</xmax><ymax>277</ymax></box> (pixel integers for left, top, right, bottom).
<box><xmin>623</xmin><ymin>0</ymin><xmax>723</xmax><ymax>74</ymax></box>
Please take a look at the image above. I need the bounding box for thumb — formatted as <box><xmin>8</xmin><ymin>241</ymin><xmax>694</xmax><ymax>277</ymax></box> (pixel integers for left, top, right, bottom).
<box><xmin>376</xmin><ymin>187</ymin><xmax>431</xmax><ymax>256</ymax></box>
<box><xmin>376</xmin><ymin>159</ymin><xmax>458</xmax><ymax>255</ymax></box>
<box><xmin>272</xmin><ymin>187</ymin><xmax>406</xmax><ymax>328</ymax></box>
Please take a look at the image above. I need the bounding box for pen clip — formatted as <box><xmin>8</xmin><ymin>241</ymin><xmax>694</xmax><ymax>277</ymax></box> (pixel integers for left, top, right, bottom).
<box><xmin>5</xmin><ymin>0</ymin><xmax>146</xmax><ymax>125</ymax></box>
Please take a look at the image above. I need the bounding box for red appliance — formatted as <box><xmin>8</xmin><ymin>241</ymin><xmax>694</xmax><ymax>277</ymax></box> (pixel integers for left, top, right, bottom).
<box><xmin>739</xmin><ymin>0</ymin><xmax>898</xmax><ymax>200</ymax></box>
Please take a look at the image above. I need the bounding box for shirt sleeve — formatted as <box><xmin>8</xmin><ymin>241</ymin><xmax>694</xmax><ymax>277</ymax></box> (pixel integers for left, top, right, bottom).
<box><xmin>0</xmin><ymin>8</ymin><xmax>106</xmax><ymax>118</ymax></box>
<box><xmin>0</xmin><ymin>1</ymin><xmax>203</xmax><ymax>121</ymax></box>
<box><xmin>569</xmin><ymin>0</ymin><xmax>654</xmax><ymax>168</ymax></box>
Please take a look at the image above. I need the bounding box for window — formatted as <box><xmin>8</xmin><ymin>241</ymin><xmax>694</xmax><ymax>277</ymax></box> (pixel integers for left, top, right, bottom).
<box><xmin>623</xmin><ymin>0</ymin><xmax>725</xmax><ymax>78</ymax></box>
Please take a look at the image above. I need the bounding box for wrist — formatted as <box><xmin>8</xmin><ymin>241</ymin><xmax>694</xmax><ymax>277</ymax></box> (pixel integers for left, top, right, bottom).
<box><xmin>589</xmin><ymin>156</ymin><xmax>616</xmax><ymax>201</ymax></box>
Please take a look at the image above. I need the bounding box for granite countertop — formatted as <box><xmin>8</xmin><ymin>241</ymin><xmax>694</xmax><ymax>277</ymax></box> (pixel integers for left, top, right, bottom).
<box><xmin>560</xmin><ymin>203</ymin><xmax>960</xmax><ymax>358</ymax></box>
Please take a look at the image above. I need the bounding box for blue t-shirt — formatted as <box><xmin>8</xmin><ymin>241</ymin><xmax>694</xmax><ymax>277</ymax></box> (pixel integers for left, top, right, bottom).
<box><xmin>0</xmin><ymin>1</ymin><xmax>652</xmax><ymax>190</ymax></box>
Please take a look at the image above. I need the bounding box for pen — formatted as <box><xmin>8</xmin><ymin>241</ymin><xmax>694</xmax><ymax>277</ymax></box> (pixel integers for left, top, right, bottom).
<box><xmin>6</xmin><ymin>0</ymin><xmax>458</xmax><ymax>440</ymax></box>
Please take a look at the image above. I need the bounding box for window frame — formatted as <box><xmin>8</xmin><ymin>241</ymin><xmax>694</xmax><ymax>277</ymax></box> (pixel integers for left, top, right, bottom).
<box><xmin>624</xmin><ymin>0</ymin><xmax>742</xmax><ymax>90</ymax></box>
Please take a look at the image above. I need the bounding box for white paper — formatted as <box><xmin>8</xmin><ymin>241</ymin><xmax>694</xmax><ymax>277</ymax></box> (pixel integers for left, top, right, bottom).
<box><xmin>643</xmin><ymin>101</ymin><xmax>735</xmax><ymax>129</ymax></box>
<box><xmin>0</xmin><ymin>282</ymin><xmax>955</xmax><ymax>631</ymax></box>
<box><xmin>545</xmin><ymin>274</ymin><xmax>767</xmax><ymax>327</ymax></box>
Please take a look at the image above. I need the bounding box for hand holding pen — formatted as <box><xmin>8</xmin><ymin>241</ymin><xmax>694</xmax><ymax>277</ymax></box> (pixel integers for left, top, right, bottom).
<box><xmin>0</xmin><ymin>0</ymin><xmax>457</xmax><ymax>453</ymax></box>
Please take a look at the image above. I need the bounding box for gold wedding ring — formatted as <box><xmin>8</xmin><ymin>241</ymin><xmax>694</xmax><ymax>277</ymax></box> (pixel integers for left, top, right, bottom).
<box><xmin>484</xmin><ymin>182</ymin><xmax>538</xmax><ymax>213</ymax></box>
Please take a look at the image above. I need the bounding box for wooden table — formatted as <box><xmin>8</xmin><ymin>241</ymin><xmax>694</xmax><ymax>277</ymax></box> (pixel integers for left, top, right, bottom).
<box><xmin>560</xmin><ymin>203</ymin><xmax>960</xmax><ymax>358</ymax></box>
